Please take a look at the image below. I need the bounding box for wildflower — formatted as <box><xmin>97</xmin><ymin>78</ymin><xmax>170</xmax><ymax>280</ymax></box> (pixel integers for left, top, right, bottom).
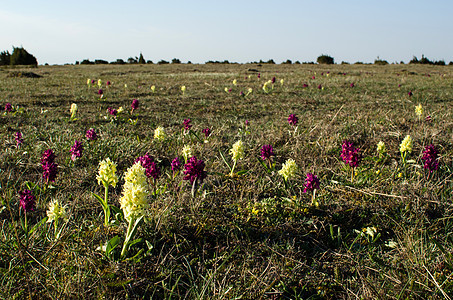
<box><xmin>119</xmin><ymin>162</ymin><xmax>149</xmax><ymax>223</ymax></box>
<box><xmin>19</xmin><ymin>189</ymin><xmax>36</xmax><ymax>212</ymax></box>
<box><xmin>245</xmin><ymin>120</ymin><xmax>250</xmax><ymax>127</ymax></box>
<box><xmin>350</xmin><ymin>83</ymin><xmax>355</xmax><ymax>88</ymax></box>
<box><xmin>317</xmin><ymin>84</ymin><xmax>322</xmax><ymax>90</ymax></box>
<box><xmin>399</xmin><ymin>135</ymin><xmax>412</xmax><ymax>155</ymax></box>
<box><xmin>240</xmin><ymin>91</ymin><xmax>244</xmax><ymax>96</ymax></box>
<box><xmin>70</xmin><ymin>103</ymin><xmax>77</xmax><ymax>120</ymax></box>
<box><xmin>131</xmin><ymin>99</ymin><xmax>139</xmax><ymax>112</ymax></box>
<box><xmin>87</xmin><ymin>78</ymin><xmax>91</xmax><ymax>86</ymax></box>
<box><xmin>422</xmin><ymin>144</ymin><xmax>439</xmax><ymax>173</ymax></box>
<box><xmin>303</xmin><ymin>173</ymin><xmax>320</xmax><ymax>193</ymax></box>
<box><xmin>107</xmin><ymin>107</ymin><xmax>117</xmax><ymax>116</ymax></box>
<box><xmin>271</xmin><ymin>77</ymin><xmax>276</xmax><ymax>84</ymax></box>
<box><xmin>91</xmin><ymin>79</ymin><xmax>96</xmax><ymax>85</ymax></box>
<box><xmin>182</xmin><ymin>145</ymin><xmax>192</xmax><ymax>162</ymax></box>
<box><xmin>246</xmin><ymin>88</ymin><xmax>253</xmax><ymax>96</ymax></box>
<box><xmin>278</xmin><ymin>158</ymin><xmax>298</xmax><ymax>181</ymax></box>
<box><xmin>154</xmin><ymin>126</ymin><xmax>166</xmax><ymax>141</ymax></box>
<box><xmin>202</xmin><ymin>127</ymin><xmax>211</xmax><ymax>138</ymax></box>
<box><xmin>97</xmin><ymin>158</ymin><xmax>118</xmax><ymax>188</ymax></box>
<box><xmin>42</xmin><ymin>149</ymin><xmax>58</xmax><ymax>183</ymax></box>
<box><xmin>181</xmin><ymin>85</ymin><xmax>186</xmax><ymax>94</ymax></box>
<box><xmin>230</xmin><ymin>140</ymin><xmax>245</xmax><ymax>161</ymax></box>
<box><xmin>97</xmin><ymin>79</ymin><xmax>102</xmax><ymax>88</ymax></box>
<box><xmin>302</xmin><ymin>83</ymin><xmax>308</xmax><ymax>88</ymax></box>
<box><xmin>263</xmin><ymin>80</ymin><xmax>272</xmax><ymax>93</ymax></box>
<box><xmin>415</xmin><ymin>104</ymin><xmax>423</xmax><ymax>119</ymax></box>
<box><xmin>15</xmin><ymin>132</ymin><xmax>23</xmax><ymax>147</ymax></box>
<box><xmin>183</xmin><ymin>156</ymin><xmax>207</xmax><ymax>184</ymax></box>
<box><xmin>171</xmin><ymin>157</ymin><xmax>182</xmax><ymax>172</ymax></box>
<box><xmin>98</xmin><ymin>89</ymin><xmax>103</xmax><ymax>97</ymax></box>
<box><xmin>46</xmin><ymin>199</ymin><xmax>68</xmax><ymax>223</ymax></box>
<box><xmin>183</xmin><ymin>118</ymin><xmax>192</xmax><ymax>132</ymax></box>
<box><xmin>233</xmin><ymin>79</ymin><xmax>237</xmax><ymax>86</ymax></box>
<box><xmin>117</xmin><ymin>106</ymin><xmax>124</xmax><ymax>114</ymax></box>
<box><xmin>5</xmin><ymin>103</ymin><xmax>12</xmax><ymax>112</ymax></box>
<box><xmin>425</xmin><ymin>115</ymin><xmax>432</xmax><ymax>123</ymax></box>
<box><xmin>106</xmin><ymin>80</ymin><xmax>111</xmax><ymax>86</ymax></box>
<box><xmin>260</xmin><ymin>144</ymin><xmax>275</xmax><ymax>161</ymax></box>
<box><xmin>280</xmin><ymin>79</ymin><xmax>284</xmax><ymax>86</ymax></box>
<box><xmin>135</xmin><ymin>153</ymin><xmax>160</xmax><ymax>180</ymax></box>
<box><xmin>288</xmin><ymin>114</ymin><xmax>298</xmax><ymax>126</ymax></box>
<box><xmin>124</xmin><ymin>84</ymin><xmax>128</xmax><ymax>88</ymax></box>
<box><xmin>376</xmin><ymin>141</ymin><xmax>386</xmax><ymax>158</ymax></box>
<box><xmin>257</xmin><ymin>73</ymin><xmax>261</xmax><ymax>79</ymax></box>
<box><xmin>70</xmin><ymin>140</ymin><xmax>83</xmax><ymax>161</ymax></box>
<box><xmin>151</xmin><ymin>85</ymin><xmax>156</xmax><ymax>93</ymax></box>
<box><xmin>408</xmin><ymin>91</ymin><xmax>413</xmax><ymax>97</ymax></box>
<box><xmin>340</xmin><ymin>140</ymin><xmax>362</xmax><ymax>168</ymax></box>
<box><xmin>86</xmin><ymin>128</ymin><xmax>98</xmax><ymax>141</ymax></box>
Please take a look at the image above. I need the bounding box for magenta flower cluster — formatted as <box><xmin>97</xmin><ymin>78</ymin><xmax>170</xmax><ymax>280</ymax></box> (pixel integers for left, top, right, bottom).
<box><xmin>131</xmin><ymin>99</ymin><xmax>139</xmax><ymax>111</ymax></box>
<box><xmin>260</xmin><ymin>144</ymin><xmax>275</xmax><ymax>161</ymax></box>
<box><xmin>183</xmin><ymin>156</ymin><xmax>207</xmax><ymax>184</ymax></box>
<box><xmin>135</xmin><ymin>153</ymin><xmax>161</xmax><ymax>180</ymax></box>
<box><xmin>86</xmin><ymin>128</ymin><xmax>98</xmax><ymax>141</ymax></box>
<box><xmin>4</xmin><ymin>103</ymin><xmax>12</xmax><ymax>112</ymax></box>
<box><xmin>202</xmin><ymin>128</ymin><xmax>211</xmax><ymax>138</ymax></box>
<box><xmin>340</xmin><ymin>140</ymin><xmax>361</xmax><ymax>168</ymax></box>
<box><xmin>108</xmin><ymin>107</ymin><xmax>117</xmax><ymax>116</ymax></box>
<box><xmin>70</xmin><ymin>140</ymin><xmax>83</xmax><ymax>161</ymax></box>
<box><xmin>422</xmin><ymin>144</ymin><xmax>439</xmax><ymax>173</ymax></box>
<box><xmin>303</xmin><ymin>173</ymin><xmax>320</xmax><ymax>193</ymax></box>
<box><xmin>288</xmin><ymin>114</ymin><xmax>298</xmax><ymax>126</ymax></box>
<box><xmin>41</xmin><ymin>149</ymin><xmax>58</xmax><ymax>183</ymax></box>
<box><xmin>183</xmin><ymin>119</ymin><xmax>192</xmax><ymax>131</ymax></box>
<box><xmin>19</xmin><ymin>189</ymin><xmax>36</xmax><ymax>212</ymax></box>
<box><xmin>15</xmin><ymin>132</ymin><xmax>23</xmax><ymax>147</ymax></box>
<box><xmin>171</xmin><ymin>157</ymin><xmax>182</xmax><ymax>172</ymax></box>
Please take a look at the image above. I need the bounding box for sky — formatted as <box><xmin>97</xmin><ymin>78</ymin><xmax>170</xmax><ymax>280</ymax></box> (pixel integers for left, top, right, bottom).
<box><xmin>1</xmin><ymin>0</ymin><xmax>452</xmax><ymax>65</ymax></box>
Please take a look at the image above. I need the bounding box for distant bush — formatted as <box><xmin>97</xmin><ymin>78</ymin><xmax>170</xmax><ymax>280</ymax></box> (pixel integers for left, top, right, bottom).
<box><xmin>109</xmin><ymin>59</ymin><xmax>124</xmax><ymax>65</ymax></box>
<box><xmin>374</xmin><ymin>59</ymin><xmax>389</xmax><ymax>65</ymax></box>
<box><xmin>266</xmin><ymin>59</ymin><xmax>276</xmax><ymax>64</ymax></box>
<box><xmin>146</xmin><ymin>60</ymin><xmax>153</xmax><ymax>64</ymax></box>
<box><xmin>171</xmin><ymin>58</ymin><xmax>181</xmax><ymax>64</ymax></box>
<box><xmin>94</xmin><ymin>59</ymin><xmax>108</xmax><ymax>65</ymax></box>
<box><xmin>317</xmin><ymin>54</ymin><xmax>334</xmax><ymax>64</ymax></box>
<box><xmin>410</xmin><ymin>55</ymin><xmax>446</xmax><ymax>65</ymax></box>
<box><xmin>341</xmin><ymin>61</ymin><xmax>350</xmax><ymax>65</ymax></box>
<box><xmin>157</xmin><ymin>60</ymin><xmax>169</xmax><ymax>65</ymax></box>
<box><xmin>294</xmin><ymin>61</ymin><xmax>301</xmax><ymax>64</ymax></box>
<box><xmin>282</xmin><ymin>59</ymin><xmax>292</xmax><ymax>64</ymax></box>
<box><xmin>127</xmin><ymin>57</ymin><xmax>138</xmax><ymax>64</ymax></box>
<box><xmin>9</xmin><ymin>47</ymin><xmax>38</xmax><ymax>66</ymax></box>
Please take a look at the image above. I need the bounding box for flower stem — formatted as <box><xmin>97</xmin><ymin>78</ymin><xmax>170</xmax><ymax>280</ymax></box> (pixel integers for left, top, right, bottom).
<box><xmin>121</xmin><ymin>218</ymin><xmax>134</xmax><ymax>258</ymax></box>
<box><xmin>230</xmin><ymin>159</ymin><xmax>237</xmax><ymax>176</ymax></box>
<box><xmin>103</xmin><ymin>186</ymin><xmax>109</xmax><ymax>226</ymax></box>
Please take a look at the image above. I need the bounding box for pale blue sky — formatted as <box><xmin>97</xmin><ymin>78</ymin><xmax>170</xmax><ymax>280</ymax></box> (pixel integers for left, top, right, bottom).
<box><xmin>1</xmin><ymin>0</ymin><xmax>452</xmax><ymax>64</ymax></box>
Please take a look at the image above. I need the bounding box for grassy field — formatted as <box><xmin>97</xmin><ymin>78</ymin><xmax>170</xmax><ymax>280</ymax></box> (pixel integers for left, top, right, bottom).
<box><xmin>1</xmin><ymin>63</ymin><xmax>452</xmax><ymax>299</ymax></box>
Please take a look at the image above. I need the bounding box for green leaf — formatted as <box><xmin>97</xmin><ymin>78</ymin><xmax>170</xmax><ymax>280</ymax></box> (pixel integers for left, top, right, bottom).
<box><xmin>219</xmin><ymin>149</ymin><xmax>231</xmax><ymax>171</ymax></box>
<box><xmin>29</xmin><ymin>217</ymin><xmax>48</xmax><ymax>235</ymax></box>
<box><xmin>106</xmin><ymin>235</ymin><xmax>121</xmax><ymax>258</ymax></box>
<box><xmin>92</xmin><ymin>192</ymin><xmax>107</xmax><ymax>211</ymax></box>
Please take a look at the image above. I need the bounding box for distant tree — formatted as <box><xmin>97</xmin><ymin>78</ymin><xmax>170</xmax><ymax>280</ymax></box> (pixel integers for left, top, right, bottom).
<box><xmin>75</xmin><ymin>61</ymin><xmax>79</xmax><ymax>65</ymax></box>
<box><xmin>434</xmin><ymin>60</ymin><xmax>445</xmax><ymax>66</ymax></box>
<box><xmin>294</xmin><ymin>61</ymin><xmax>301</xmax><ymax>64</ymax></box>
<box><xmin>341</xmin><ymin>61</ymin><xmax>350</xmax><ymax>65</ymax></box>
<box><xmin>266</xmin><ymin>59</ymin><xmax>275</xmax><ymax>64</ymax></box>
<box><xmin>146</xmin><ymin>60</ymin><xmax>153</xmax><ymax>64</ymax></box>
<box><xmin>157</xmin><ymin>60</ymin><xmax>169</xmax><ymax>65</ymax></box>
<box><xmin>127</xmin><ymin>57</ymin><xmax>138</xmax><ymax>64</ymax></box>
<box><xmin>187</xmin><ymin>61</ymin><xmax>192</xmax><ymax>64</ymax></box>
<box><xmin>80</xmin><ymin>59</ymin><xmax>94</xmax><ymax>65</ymax></box>
<box><xmin>171</xmin><ymin>58</ymin><xmax>181</xmax><ymax>64</ymax></box>
<box><xmin>317</xmin><ymin>54</ymin><xmax>334</xmax><ymax>64</ymax></box>
<box><xmin>138</xmin><ymin>53</ymin><xmax>145</xmax><ymax>64</ymax></box>
<box><xmin>282</xmin><ymin>59</ymin><xmax>292</xmax><ymax>64</ymax></box>
<box><xmin>10</xmin><ymin>47</ymin><xmax>38</xmax><ymax>66</ymax></box>
<box><xmin>0</xmin><ymin>50</ymin><xmax>11</xmax><ymax>66</ymax></box>
<box><xmin>111</xmin><ymin>59</ymin><xmax>126</xmax><ymax>65</ymax></box>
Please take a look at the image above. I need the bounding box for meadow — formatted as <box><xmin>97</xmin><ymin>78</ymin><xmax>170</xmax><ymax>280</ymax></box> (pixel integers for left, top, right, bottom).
<box><xmin>1</xmin><ymin>62</ymin><xmax>452</xmax><ymax>299</ymax></box>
